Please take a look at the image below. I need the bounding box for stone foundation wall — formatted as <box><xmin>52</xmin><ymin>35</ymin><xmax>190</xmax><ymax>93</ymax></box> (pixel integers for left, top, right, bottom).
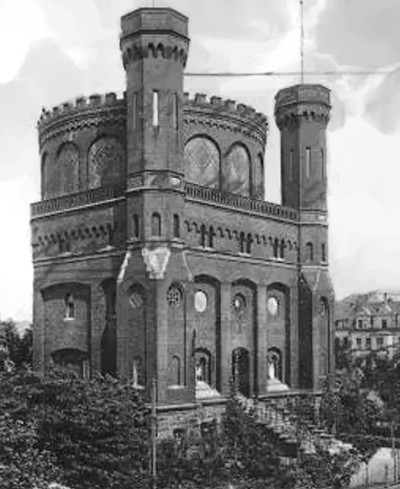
<box><xmin>157</xmin><ymin>398</ymin><xmax>228</xmax><ymax>439</ymax></box>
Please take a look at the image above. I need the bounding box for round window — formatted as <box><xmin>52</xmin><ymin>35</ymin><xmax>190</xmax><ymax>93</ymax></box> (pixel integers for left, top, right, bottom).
<box><xmin>232</xmin><ymin>294</ymin><xmax>246</xmax><ymax>314</ymax></box>
<box><xmin>194</xmin><ymin>290</ymin><xmax>208</xmax><ymax>313</ymax></box>
<box><xmin>267</xmin><ymin>297</ymin><xmax>279</xmax><ymax>316</ymax></box>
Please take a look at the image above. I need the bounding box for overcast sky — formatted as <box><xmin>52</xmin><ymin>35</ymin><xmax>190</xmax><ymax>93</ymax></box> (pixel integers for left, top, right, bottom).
<box><xmin>1</xmin><ymin>0</ymin><xmax>400</xmax><ymax>321</ymax></box>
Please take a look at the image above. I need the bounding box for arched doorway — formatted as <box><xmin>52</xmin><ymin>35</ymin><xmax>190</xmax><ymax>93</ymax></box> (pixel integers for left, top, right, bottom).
<box><xmin>52</xmin><ymin>348</ymin><xmax>89</xmax><ymax>379</ymax></box>
<box><xmin>232</xmin><ymin>347</ymin><xmax>250</xmax><ymax>397</ymax></box>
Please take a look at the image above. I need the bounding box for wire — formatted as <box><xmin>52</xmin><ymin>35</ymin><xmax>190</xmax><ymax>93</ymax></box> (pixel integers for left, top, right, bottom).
<box><xmin>184</xmin><ymin>70</ymin><xmax>391</xmax><ymax>77</ymax></box>
<box><xmin>300</xmin><ymin>0</ymin><xmax>304</xmax><ymax>84</ymax></box>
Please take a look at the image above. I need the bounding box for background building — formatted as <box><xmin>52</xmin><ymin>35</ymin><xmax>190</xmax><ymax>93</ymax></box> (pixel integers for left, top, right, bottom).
<box><xmin>31</xmin><ymin>6</ymin><xmax>334</xmax><ymax>405</ymax></box>
<box><xmin>335</xmin><ymin>290</ymin><xmax>400</xmax><ymax>362</ymax></box>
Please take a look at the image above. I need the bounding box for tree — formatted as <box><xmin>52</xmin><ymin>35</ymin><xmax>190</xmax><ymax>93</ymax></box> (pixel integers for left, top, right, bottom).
<box><xmin>0</xmin><ymin>368</ymin><xmax>151</xmax><ymax>489</ymax></box>
<box><xmin>0</xmin><ymin>320</ymin><xmax>32</xmax><ymax>369</ymax></box>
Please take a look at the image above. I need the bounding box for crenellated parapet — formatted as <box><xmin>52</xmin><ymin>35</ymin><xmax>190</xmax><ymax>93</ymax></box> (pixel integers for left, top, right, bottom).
<box><xmin>38</xmin><ymin>92</ymin><xmax>126</xmax><ymax>148</ymax></box>
<box><xmin>274</xmin><ymin>84</ymin><xmax>330</xmax><ymax>131</ymax></box>
<box><xmin>183</xmin><ymin>92</ymin><xmax>268</xmax><ymax>147</ymax></box>
<box><xmin>120</xmin><ymin>8</ymin><xmax>189</xmax><ymax>69</ymax></box>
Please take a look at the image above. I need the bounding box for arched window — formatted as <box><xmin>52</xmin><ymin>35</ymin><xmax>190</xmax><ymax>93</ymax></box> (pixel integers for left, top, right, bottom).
<box><xmin>173</xmin><ymin>214</ymin><xmax>180</xmax><ymax>238</ymax></box>
<box><xmin>185</xmin><ymin>137</ymin><xmax>220</xmax><ymax>188</ymax></box>
<box><xmin>306</xmin><ymin>242</ymin><xmax>314</xmax><ymax>261</ymax></box>
<box><xmin>239</xmin><ymin>232</ymin><xmax>246</xmax><ymax>253</ymax></box>
<box><xmin>133</xmin><ymin>356</ymin><xmax>144</xmax><ymax>386</ymax></box>
<box><xmin>254</xmin><ymin>154</ymin><xmax>264</xmax><ymax>198</ymax></box>
<box><xmin>56</xmin><ymin>142</ymin><xmax>80</xmax><ymax>196</ymax></box>
<box><xmin>321</xmin><ymin>243</ymin><xmax>326</xmax><ymax>262</ymax></box>
<box><xmin>88</xmin><ymin>137</ymin><xmax>124</xmax><ymax>189</ymax></box>
<box><xmin>208</xmin><ymin>226</ymin><xmax>214</xmax><ymax>248</ymax></box>
<box><xmin>167</xmin><ymin>285</ymin><xmax>183</xmax><ymax>308</ymax></box>
<box><xmin>273</xmin><ymin>238</ymin><xmax>279</xmax><ymax>258</ymax></box>
<box><xmin>129</xmin><ymin>285</ymin><xmax>145</xmax><ymax>309</ymax></box>
<box><xmin>200</xmin><ymin>224</ymin><xmax>207</xmax><ymax>247</ymax></box>
<box><xmin>223</xmin><ymin>144</ymin><xmax>251</xmax><ymax>196</ymax></box>
<box><xmin>320</xmin><ymin>297</ymin><xmax>329</xmax><ymax>317</ymax></box>
<box><xmin>246</xmin><ymin>234</ymin><xmax>252</xmax><ymax>254</ymax></box>
<box><xmin>195</xmin><ymin>349</ymin><xmax>211</xmax><ymax>385</ymax></box>
<box><xmin>171</xmin><ymin>356</ymin><xmax>181</xmax><ymax>386</ymax></box>
<box><xmin>41</xmin><ymin>153</ymin><xmax>48</xmax><ymax>199</ymax></box>
<box><xmin>65</xmin><ymin>294</ymin><xmax>75</xmax><ymax>319</ymax></box>
<box><xmin>279</xmin><ymin>240</ymin><xmax>285</xmax><ymax>259</ymax></box>
<box><xmin>133</xmin><ymin>214</ymin><xmax>140</xmax><ymax>239</ymax></box>
<box><xmin>267</xmin><ymin>348</ymin><xmax>282</xmax><ymax>382</ymax></box>
<box><xmin>151</xmin><ymin>212</ymin><xmax>161</xmax><ymax>237</ymax></box>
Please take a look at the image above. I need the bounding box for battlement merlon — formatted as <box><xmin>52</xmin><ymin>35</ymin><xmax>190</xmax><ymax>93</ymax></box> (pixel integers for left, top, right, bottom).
<box><xmin>37</xmin><ymin>92</ymin><xmax>126</xmax><ymax>128</ymax></box>
<box><xmin>37</xmin><ymin>91</ymin><xmax>268</xmax><ymax>150</ymax></box>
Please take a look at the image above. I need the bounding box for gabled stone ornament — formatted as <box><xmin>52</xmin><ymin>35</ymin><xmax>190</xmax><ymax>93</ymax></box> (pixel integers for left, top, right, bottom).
<box><xmin>142</xmin><ymin>246</ymin><xmax>171</xmax><ymax>280</ymax></box>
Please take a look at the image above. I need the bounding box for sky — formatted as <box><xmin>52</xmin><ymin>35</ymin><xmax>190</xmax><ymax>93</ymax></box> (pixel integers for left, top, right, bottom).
<box><xmin>1</xmin><ymin>0</ymin><xmax>400</xmax><ymax>321</ymax></box>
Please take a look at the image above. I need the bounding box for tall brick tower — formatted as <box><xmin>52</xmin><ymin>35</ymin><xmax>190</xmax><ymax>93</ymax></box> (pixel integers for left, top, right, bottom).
<box><xmin>275</xmin><ymin>85</ymin><xmax>335</xmax><ymax>388</ymax></box>
<box><xmin>118</xmin><ymin>9</ymin><xmax>192</xmax><ymax>403</ymax></box>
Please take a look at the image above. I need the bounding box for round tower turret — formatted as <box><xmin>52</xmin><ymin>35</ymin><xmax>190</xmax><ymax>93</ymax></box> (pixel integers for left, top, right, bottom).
<box><xmin>275</xmin><ymin>84</ymin><xmax>331</xmax><ymax>211</ymax></box>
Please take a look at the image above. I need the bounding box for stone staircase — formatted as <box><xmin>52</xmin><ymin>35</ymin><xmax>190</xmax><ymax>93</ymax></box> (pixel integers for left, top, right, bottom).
<box><xmin>236</xmin><ymin>394</ymin><xmax>352</xmax><ymax>459</ymax></box>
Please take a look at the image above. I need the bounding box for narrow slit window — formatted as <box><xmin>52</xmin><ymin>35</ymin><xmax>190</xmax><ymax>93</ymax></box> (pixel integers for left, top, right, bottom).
<box><xmin>305</xmin><ymin>147</ymin><xmax>311</xmax><ymax>179</ymax></box>
<box><xmin>321</xmin><ymin>243</ymin><xmax>326</xmax><ymax>262</ymax></box>
<box><xmin>289</xmin><ymin>149</ymin><xmax>294</xmax><ymax>182</ymax></box>
<box><xmin>172</xmin><ymin>93</ymin><xmax>179</xmax><ymax>130</ymax></box>
<box><xmin>321</xmin><ymin>148</ymin><xmax>325</xmax><ymax>180</ymax></box>
<box><xmin>246</xmin><ymin>234</ymin><xmax>252</xmax><ymax>254</ymax></box>
<box><xmin>152</xmin><ymin>90</ymin><xmax>159</xmax><ymax>127</ymax></box>
<box><xmin>306</xmin><ymin>242</ymin><xmax>314</xmax><ymax>262</ymax></box>
<box><xmin>209</xmin><ymin>226</ymin><xmax>214</xmax><ymax>248</ymax></box>
<box><xmin>132</xmin><ymin>92</ymin><xmax>137</xmax><ymax>130</ymax></box>
<box><xmin>133</xmin><ymin>214</ymin><xmax>140</xmax><ymax>238</ymax></box>
<box><xmin>151</xmin><ymin>213</ymin><xmax>161</xmax><ymax>237</ymax></box>
<box><xmin>173</xmin><ymin>214</ymin><xmax>180</xmax><ymax>238</ymax></box>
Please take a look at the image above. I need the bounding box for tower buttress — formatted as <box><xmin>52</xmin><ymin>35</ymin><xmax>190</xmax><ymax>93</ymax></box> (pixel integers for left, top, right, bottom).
<box><xmin>120</xmin><ymin>8</ymin><xmax>190</xmax><ymax>243</ymax></box>
<box><xmin>275</xmin><ymin>84</ymin><xmax>334</xmax><ymax>389</ymax></box>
